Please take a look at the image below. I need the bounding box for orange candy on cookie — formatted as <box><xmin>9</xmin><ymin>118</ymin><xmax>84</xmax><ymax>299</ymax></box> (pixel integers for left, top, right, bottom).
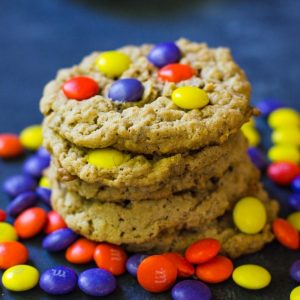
<box><xmin>158</xmin><ymin>63</ymin><xmax>196</xmax><ymax>83</ymax></box>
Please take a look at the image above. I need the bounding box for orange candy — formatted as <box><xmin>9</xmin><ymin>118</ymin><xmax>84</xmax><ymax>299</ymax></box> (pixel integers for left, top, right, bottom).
<box><xmin>14</xmin><ymin>207</ymin><xmax>47</xmax><ymax>239</ymax></box>
<box><xmin>0</xmin><ymin>134</ymin><xmax>23</xmax><ymax>158</ymax></box>
<box><xmin>272</xmin><ymin>218</ymin><xmax>299</xmax><ymax>250</ymax></box>
<box><xmin>94</xmin><ymin>243</ymin><xmax>127</xmax><ymax>276</ymax></box>
<box><xmin>0</xmin><ymin>241</ymin><xmax>29</xmax><ymax>269</ymax></box>
<box><xmin>196</xmin><ymin>256</ymin><xmax>233</xmax><ymax>283</ymax></box>
<box><xmin>163</xmin><ymin>252</ymin><xmax>194</xmax><ymax>278</ymax></box>
<box><xmin>137</xmin><ymin>255</ymin><xmax>177</xmax><ymax>293</ymax></box>
<box><xmin>66</xmin><ymin>238</ymin><xmax>97</xmax><ymax>264</ymax></box>
<box><xmin>44</xmin><ymin>211</ymin><xmax>67</xmax><ymax>234</ymax></box>
<box><xmin>185</xmin><ymin>238</ymin><xmax>221</xmax><ymax>264</ymax></box>
<box><xmin>158</xmin><ymin>64</ymin><xmax>196</xmax><ymax>83</ymax></box>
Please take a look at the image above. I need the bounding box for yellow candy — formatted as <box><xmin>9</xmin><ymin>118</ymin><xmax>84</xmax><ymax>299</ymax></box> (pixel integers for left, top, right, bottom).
<box><xmin>171</xmin><ymin>86</ymin><xmax>209</xmax><ymax>110</ymax></box>
<box><xmin>87</xmin><ymin>148</ymin><xmax>130</xmax><ymax>169</ymax></box>
<box><xmin>232</xmin><ymin>264</ymin><xmax>271</xmax><ymax>290</ymax></box>
<box><xmin>268</xmin><ymin>108</ymin><xmax>300</xmax><ymax>129</ymax></box>
<box><xmin>241</xmin><ymin>125</ymin><xmax>260</xmax><ymax>146</ymax></box>
<box><xmin>0</xmin><ymin>222</ymin><xmax>18</xmax><ymax>242</ymax></box>
<box><xmin>96</xmin><ymin>51</ymin><xmax>131</xmax><ymax>77</ymax></box>
<box><xmin>39</xmin><ymin>176</ymin><xmax>51</xmax><ymax>188</ymax></box>
<box><xmin>287</xmin><ymin>212</ymin><xmax>300</xmax><ymax>231</ymax></box>
<box><xmin>2</xmin><ymin>265</ymin><xmax>39</xmax><ymax>292</ymax></box>
<box><xmin>233</xmin><ymin>197</ymin><xmax>266</xmax><ymax>234</ymax></box>
<box><xmin>291</xmin><ymin>286</ymin><xmax>300</xmax><ymax>300</ymax></box>
<box><xmin>243</xmin><ymin>118</ymin><xmax>255</xmax><ymax>128</ymax></box>
<box><xmin>20</xmin><ymin>125</ymin><xmax>43</xmax><ymax>150</ymax></box>
<box><xmin>268</xmin><ymin>145</ymin><xmax>300</xmax><ymax>164</ymax></box>
<box><xmin>272</xmin><ymin>127</ymin><xmax>300</xmax><ymax>146</ymax></box>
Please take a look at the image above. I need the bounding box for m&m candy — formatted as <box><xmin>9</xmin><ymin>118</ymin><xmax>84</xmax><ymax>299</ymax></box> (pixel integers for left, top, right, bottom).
<box><xmin>36</xmin><ymin>187</ymin><xmax>51</xmax><ymax>207</ymax></box>
<box><xmin>287</xmin><ymin>212</ymin><xmax>300</xmax><ymax>231</ymax></box>
<box><xmin>256</xmin><ymin>99</ymin><xmax>283</xmax><ymax>117</ymax></box>
<box><xmin>20</xmin><ymin>125</ymin><xmax>43</xmax><ymax>150</ymax></box>
<box><xmin>171</xmin><ymin>280</ymin><xmax>212</xmax><ymax>300</ymax></box>
<box><xmin>267</xmin><ymin>162</ymin><xmax>300</xmax><ymax>185</ymax></box>
<box><xmin>268</xmin><ymin>145</ymin><xmax>300</xmax><ymax>164</ymax></box>
<box><xmin>0</xmin><ymin>241</ymin><xmax>28</xmax><ymax>269</ymax></box>
<box><xmin>0</xmin><ymin>134</ymin><xmax>23</xmax><ymax>158</ymax></box>
<box><xmin>44</xmin><ymin>211</ymin><xmax>67</xmax><ymax>234</ymax></box>
<box><xmin>289</xmin><ymin>194</ymin><xmax>300</xmax><ymax>211</ymax></box>
<box><xmin>126</xmin><ymin>254</ymin><xmax>148</xmax><ymax>277</ymax></box>
<box><xmin>291</xmin><ymin>286</ymin><xmax>300</xmax><ymax>300</ymax></box>
<box><xmin>66</xmin><ymin>238</ymin><xmax>97</xmax><ymax>264</ymax></box>
<box><xmin>292</xmin><ymin>176</ymin><xmax>300</xmax><ymax>193</ymax></box>
<box><xmin>0</xmin><ymin>210</ymin><xmax>6</xmax><ymax>222</ymax></box>
<box><xmin>268</xmin><ymin>108</ymin><xmax>299</xmax><ymax>128</ymax></box>
<box><xmin>7</xmin><ymin>191</ymin><xmax>38</xmax><ymax>217</ymax></box>
<box><xmin>3</xmin><ymin>174</ymin><xmax>36</xmax><ymax>197</ymax></box>
<box><xmin>0</xmin><ymin>222</ymin><xmax>18</xmax><ymax>242</ymax></box>
<box><xmin>247</xmin><ymin>147</ymin><xmax>268</xmax><ymax>169</ymax></box>
<box><xmin>158</xmin><ymin>64</ymin><xmax>196</xmax><ymax>83</ymax></box>
<box><xmin>241</xmin><ymin>124</ymin><xmax>260</xmax><ymax>146</ymax></box>
<box><xmin>163</xmin><ymin>252</ymin><xmax>194</xmax><ymax>278</ymax></box>
<box><xmin>290</xmin><ymin>260</ymin><xmax>300</xmax><ymax>282</ymax></box>
<box><xmin>39</xmin><ymin>176</ymin><xmax>51</xmax><ymax>189</ymax></box>
<box><xmin>271</xmin><ymin>127</ymin><xmax>300</xmax><ymax>146</ymax></box>
<box><xmin>23</xmin><ymin>154</ymin><xmax>50</xmax><ymax>178</ymax></box>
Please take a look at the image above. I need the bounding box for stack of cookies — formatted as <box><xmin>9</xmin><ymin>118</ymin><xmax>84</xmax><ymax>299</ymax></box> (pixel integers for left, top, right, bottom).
<box><xmin>40</xmin><ymin>39</ymin><xmax>278</xmax><ymax>258</ymax></box>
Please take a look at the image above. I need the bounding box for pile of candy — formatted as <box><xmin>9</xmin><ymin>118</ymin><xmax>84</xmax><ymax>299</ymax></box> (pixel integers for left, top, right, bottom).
<box><xmin>0</xmin><ymin>99</ymin><xmax>299</xmax><ymax>299</ymax></box>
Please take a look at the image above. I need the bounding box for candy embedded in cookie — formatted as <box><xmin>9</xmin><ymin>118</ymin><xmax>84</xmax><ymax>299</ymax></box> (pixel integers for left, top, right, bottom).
<box><xmin>158</xmin><ymin>63</ymin><xmax>196</xmax><ymax>83</ymax></box>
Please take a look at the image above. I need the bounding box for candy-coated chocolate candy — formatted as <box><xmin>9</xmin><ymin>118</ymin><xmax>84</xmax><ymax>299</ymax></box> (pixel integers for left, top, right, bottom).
<box><xmin>267</xmin><ymin>162</ymin><xmax>300</xmax><ymax>185</ymax></box>
<box><xmin>268</xmin><ymin>108</ymin><xmax>299</xmax><ymax>128</ymax></box>
<box><xmin>94</xmin><ymin>243</ymin><xmax>127</xmax><ymax>276</ymax></box>
<box><xmin>2</xmin><ymin>265</ymin><xmax>39</xmax><ymax>291</ymax></box>
<box><xmin>0</xmin><ymin>209</ymin><xmax>6</xmax><ymax>222</ymax></box>
<box><xmin>66</xmin><ymin>238</ymin><xmax>97</xmax><ymax>264</ymax></box>
<box><xmin>39</xmin><ymin>266</ymin><xmax>77</xmax><ymax>295</ymax></box>
<box><xmin>268</xmin><ymin>145</ymin><xmax>300</xmax><ymax>164</ymax></box>
<box><xmin>232</xmin><ymin>264</ymin><xmax>271</xmax><ymax>290</ymax></box>
<box><xmin>289</xmin><ymin>194</ymin><xmax>300</xmax><ymax>211</ymax></box>
<box><xmin>256</xmin><ymin>99</ymin><xmax>283</xmax><ymax>117</ymax></box>
<box><xmin>233</xmin><ymin>197</ymin><xmax>266</xmax><ymax>234</ymax></box>
<box><xmin>20</xmin><ymin>125</ymin><xmax>43</xmax><ymax>150</ymax></box>
<box><xmin>196</xmin><ymin>256</ymin><xmax>233</xmax><ymax>284</ymax></box>
<box><xmin>0</xmin><ymin>222</ymin><xmax>18</xmax><ymax>242</ymax></box>
<box><xmin>0</xmin><ymin>134</ymin><xmax>23</xmax><ymax>158</ymax></box>
<box><xmin>241</xmin><ymin>125</ymin><xmax>260</xmax><ymax>146</ymax></box>
<box><xmin>292</xmin><ymin>177</ymin><xmax>300</xmax><ymax>193</ymax></box>
<box><xmin>288</xmin><ymin>212</ymin><xmax>300</xmax><ymax>231</ymax></box>
<box><xmin>290</xmin><ymin>260</ymin><xmax>300</xmax><ymax>282</ymax></box>
<box><xmin>36</xmin><ymin>187</ymin><xmax>52</xmax><ymax>207</ymax></box>
<box><xmin>3</xmin><ymin>174</ymin><xmax>36</xmax><ymax>197</ymax></box>
<box><xmin>172</xmin><ymin>86</ymin><xmax>209</xmax><ymax>110</ymax></box>
<box><xmin>96</xmin><ymin>51</ymin><xmax>131</xmax><ymax>77</ymax></box>
<box><xmin>14</xmin><ymin>207</ymin><xmax>47</xmax><ymax>239</ymax></box>
<box><xmin>7</xmin><ymin>191</ymin><xmax>38</xmax><ymax>217</ymax></box>
<box><xmin>148</xmin><ymin>42</ymin><xmax>181</xmax><ymax>68</ymax></box>
<box><xmin>171</xmin><ymin>280</ymin><xmax>212</xmax><ymax>300</ymax></box>
<box><xmin>163</xmin><ymin>252</ymin><xmax>194</xmax><ymax>278</ymax></box>
<box><xmin>247</xmin><ymin>147</ymin><xmax>268</xmax><ymax>169</ymax></box>
<box><xmin>23</xmin><ymin>154</ymin><xmax>50</xmax><ymax>178</ymax></box>
<box><xmin>42</xmin><ymin>228</ymin><xmax>78</xmax><ymax>252</ymax></box>
<box><xmin>126</xmin><ymin>254</ymin><xmax>148</xmax><ymax>277</ymax></box>
<box><xmin>108</xmin><ymin>78</ymin><xmax>144</xmax><ymax>102</ymax></box>
<box><xmin>158</xmin><ymin>64</ymin><xmax>196</xmax><ymax>83</ymax></box>
<box><xmin>272</xmin><ymin>127</ymin><xmax>300</xmax><ymax>146</ymax></box>
<box><xmin>272</xmin><ymin>218</ymin><xmax>299</xmax><ymax>250</ymax></box>
<box><xmin>37</xmin><ymin>147</ymin><xmax>50</xmax><ymax>159</ymax></box>
<box><xmin>0</xmin><ymin>241</ymin><xmax>28</xmax><ymax>269</ymax></box>
<box><xmin>185</xmin><ymin>238</ymin><xmax>221</xmax><ymax>264</ymax></box>
<box><xmin>291</xmin><ymin>286</ymin><xmax>300</xmax><ymax>300</ymax></box>
<box><xmin>137</xmin><ymin>255</ymin><xmax>177</xmax><ymax>293</ymax></box>
<box><xmin>78</xmin><ymin>268</ymin><xmax>117</xmax><ymax>297</ymax></box>
<box><xmin>39</xmin><ymin>176</ymin><xmax>51</xmax><ymax>189</ymax></box>
<box><xmin>45</xmin><ymin>211</ymin><xmax>67</xmax><ymax>234</ymax></box>
<box><xmin>87</xmin><ymin>148</ymin><xmax>129</xmax><ymax>169</ymax></box>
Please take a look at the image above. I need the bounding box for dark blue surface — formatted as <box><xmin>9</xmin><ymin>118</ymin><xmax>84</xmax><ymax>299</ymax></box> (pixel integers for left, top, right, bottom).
<box><xmin>0</xmin><ymin>0</ymin><xmax>299</xmax><ymax>299</ymax></box>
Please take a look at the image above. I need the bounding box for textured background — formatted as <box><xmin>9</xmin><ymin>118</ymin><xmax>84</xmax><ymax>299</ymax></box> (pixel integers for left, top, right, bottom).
<box><xmin>0</xmin><ymin>0</ymin><xmax>299</xmax><ymax>299</ymax></box>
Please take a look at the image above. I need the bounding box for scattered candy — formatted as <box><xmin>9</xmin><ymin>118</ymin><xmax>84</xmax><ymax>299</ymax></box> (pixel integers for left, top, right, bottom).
<box><xmin>268</xmin><ymin>145</ymin><xmax>300</xmax><ymax>164</ymax></box>
<box><xmin>39</xmin><ymin>176</ymin><xmax>51</xmax><ymax>189</ymax></box>
<box><xmin>288</xmin><ymin>212</ymin><xmax>300</xmax><ymax>231</ymax></box>
<box><xmin>158</xmin><ymin>64</ymin><xmax>196</xmax><ymax>83</ymax></box>
<box><xmin>0</xmin><ymin>222</ymin><xmax>18</xmax><ymax>242</ymax></box>
<box><xmin>78</xmin><ymin>268</ymin><xmax>117</xmax><ymax>297</ymax></box>
<box><xmin>289</xmin><ymin>194</ymin><xmax>300</xmax><ymax>211</ymax></box>
<box><xmin>37</xmin><ymin>147</ymin><xmax>50</xmax><ymax>159</ymax></box>
<box><xmin>20</xmin><ymin>125</ymin><xmax>43</xmax><ymax>150</ymax></box>
<box><xmin>268</xmin><ymin>108</ymin><xmax>299</xmax><ymax>129</ymax></box>
<box><xmin>66</xmin><ymin>238</ymin><xmax>97</xmax><ymax>264</ymax></box>
<box><xmin>36</xmin><ymin>187</ymin><xmax>51</xmax><ymax>207</ymax></box>
<box><xmin>267</xmin><ymin>162</ymin><xmax>300</xmax><ymax>185</ymax></box>
<box><xmin>163</xmin><ymin>252</ymin><xmax>194</xmax><ymax>278</ymax></box>
<box><xmin>292</xmin><ymin>176</ymin><xmax>300</xmax><ymax>193</ymax></box>
<box><xmin>232</xmin><ymin>264</ymin><xmax>271</xmax><ymax>290</ymax></box>
<box><xmin>171</xmin><ymin>280</ymin><xmax>212</xmax><ymax>300</ymax></box>
<box><xmin>290</xmin><ymin>260</ymin><xmax>300</xmax><ymax>282</ymax></box>
<box><xmin>3</xmin><ymin>174</ymin><xmax>36</xmax><ymax>197</ymax></box>
<box><xmin>0</xmin><ymin>241</ymin><xmax>28</xmax><ymax>269</ymax></box>
<box><xmin>290</xmin><ymin>286</ymin><xmax>300</xmax><ymax>300</ymax></box>
<box><xmin>256</xmin><ymin>99</ymin><xmax>283</xmax><ymax>117</ymax></box>
<box><xmin>137</xmin><ymin>255</ymin><xmax>177</xmax><ymax>293</ymax></box>
<box><xmin>23</xmin><ymin>154</ymin><xmax>50</xmax><ymax>178</ymax></box>
<box><xmin>44</xmin><ymin>211</ymin><xmax>67</xmax><ymax>234</ymax></box>
<box><xmin>108</xmin><ymin>78</ymin><xmax>144</xmax><ymax>102</ymax></box>
<box><xmin>271</xmin><ymin>127</ymin><xmax>300</xmax><ymax>146</ymax></box>
<box><xmin>241</xmin><ymin>124</ymin><xmax>260</xmax><ymax>146</ymax></box>
<box><xmin>126</xmin><ymin>253</ymin><xmax>148</xmax><ymax>277</ymax></box>
<box><xmin>233</xmin><ymin>197</ymin><xmax>266</xmax><ymax>234</ymax></box>
<box><xmin>0</xmin><ymin>209</ymin><xmax>6</xmax><ymax>222</ymax></box>
<box><xmin>0</xmin><ymin>134</ymin><xmax>23</xmax><ymax>158</ymax></box>
<box><xmin>172</xmin><ymin>86</ymin><xmax>209</xmax><ymax>110</ymax></box>
<box><xmin>7</xmin><ymin>191</ymin><xmax>38</xmax><ymax>217</ymax></box>
<box><xmin>39</xmin><ymin>266</ymin><xmax>77</xmax><ymax>295</ymax></box>
<box><xmin>247</xmin><ymin>147</ymin><xmax>268</xmax><ymax>169</ymax></box>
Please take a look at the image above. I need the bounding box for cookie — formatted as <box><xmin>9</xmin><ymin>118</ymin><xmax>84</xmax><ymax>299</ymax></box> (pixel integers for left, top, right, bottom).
<box><xmin>40</xmin><ymin>39</ymin><xmax>253</xmax><ymax>154</ymax></box>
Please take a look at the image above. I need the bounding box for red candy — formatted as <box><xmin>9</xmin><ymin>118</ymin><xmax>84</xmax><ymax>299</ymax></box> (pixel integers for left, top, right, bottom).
<box><xmin>94</xmin><ymin>243</ymin><xmax>127</xmax><ymax>276</ymax></box>
<box><xmin>185</xmin><ymin>238</ymin><xmax>221</xmax><ymax>264</ymax></box>
<box><xmin>163</xmin><ymin>252</ymin><xmax>194</xmax><ymax>278</ymax></box>
<box><xmin>0</xmin><ymin>241</ymin><xmax>29</xmax><ymax>269</ymax></box>
<box><xmin>272</xmin><ymin>218</ymin><xmax>299</xmax><ymax>250</ymax></box>
<box><xmin>62</xmin><ymin>76</ymin><xmax>99</xmax><ymax>100</ymax></box>
<box><xmin>137</xmin><ymin>255</ymin><xmax>177</xmax><ymax>293</ymax></box>
<box><xmin>14</xmin><ymin>207</ymin><xmax>47</xmax><ymax>239</ymax></box>
<box><xmin>44</xmin><ymin>211</ymin><xmax>67</xmax><ymax>234</ymax></box>
<box><xmin>267</xmin><ymin>162</ymin><xmax>300</xmax><ymax>185</ymax></box>
<box><xmin>66</xmin><ymin>238</ymin><xmax>97</xmax><ymax>264</ymax></box>
<box><xmin>196</xmin><ymin>256</ymin><xmax>233</xmax><ymax>283</ymax></box>
<box><xmin>0</xmin><ymin>134</ymin><xmax>23</xmax><ymax>159</ymax></box>
<box><xmin>158</xmin><ymin>63</ymin><xmax>196</xmax><ymax>83</ymax></box>
<box><xmin>0</xmin><ymin>209</ymin><xmax>6</xmax><ymax>222</ymax></box>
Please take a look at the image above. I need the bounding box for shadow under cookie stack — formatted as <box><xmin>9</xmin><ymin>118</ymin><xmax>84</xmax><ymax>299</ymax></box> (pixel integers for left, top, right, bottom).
<box><xmin>40</xmin><ymin>39</ymin><xmax>278</xmax><ymax>258</ymax></box>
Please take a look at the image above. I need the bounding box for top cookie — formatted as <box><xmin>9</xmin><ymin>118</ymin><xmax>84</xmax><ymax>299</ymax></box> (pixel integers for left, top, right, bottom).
<box><xmin>40</xmin><ymin>39</ymin><xmax>253</xmax><ymax>154</ymax></box>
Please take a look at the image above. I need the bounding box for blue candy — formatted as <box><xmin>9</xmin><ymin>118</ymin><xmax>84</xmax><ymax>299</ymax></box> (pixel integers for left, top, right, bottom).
<box><xmin>171</xmin><ymin>280</ymin><xmax>212</xmax><ymax>300</ymax></box>
<box><xmin>37</xmin><ymin>147</ymin><xmax>51</xmax><ymax>159</ymax></box>
<box><xmin>247</xmin><ymin>147</ymin><xmax>268</xmax><ymax>169</ymax></box>
<box><xmin>148</xmin><ymin>42</ymin><xmax>181</xmax><ymax>68</ymax></box>
<box><xmin>292</xmin><ymin>176</ymin><xmax>300</xmax><ymax>193</ymax></box>
<box><xmin>108</xmin><ymin>78</ymin><xmax>144</xmax><ymax>102</ymax></box>
<box><xmin>3</xmin><ymin>174</ymin><xmax>36</xmax><ymax>197</ymax></box>
<box><xmin>7</xmin><ymin>191</ymin><xmax>38</xmax><ymax>217</ymax></box>
<box><xmin>289</xmin><ymin>194</ymin><xmax>300</xmax><ymax>210</ymax></box>
<box><xmin>39</xmin><ymin>266</ymin><xmax>77</xmax><ymax>295</ymax></box>
<box><xmin>78</xmin><ymin>268</ymin><xmax>117</xmax><ymax>297</ymax></box>
<box><xmin>126</xmin><ymin>254</ymin><xmax>148</xmax><ymax>277</ymax></box>
<box><xmin>36</xmin><ymin>187</ymin><xmax>52</xmax><ymax>207</ymax></box>
<box><xmin>23</xmin><ymin>155</ymin><xmax>50</xmax><ymax>178</ymax></box>
<box><xmin>42</xmin><ymin>228</ymin><xmax>78</xmax><ymax>252</ymax></box>
<box><xmin>256</xmin><ymin>99</ymin><xmax>283</xmax><ymax>117</ymax></box>
<box><xmin>290</xmin><ymin>260</ymin><xmax>300</xmax><ymax>282</ymax></box>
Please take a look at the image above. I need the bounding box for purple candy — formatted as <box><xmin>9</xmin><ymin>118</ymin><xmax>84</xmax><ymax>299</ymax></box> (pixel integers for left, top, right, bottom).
<box><xmin>256</xmin><ymin>99</ymin><xmax>283</xmax><ymax>117</ymax></box>
<box><xmin>126</xmin><ymin>254</ymin><xmax>148</xmax><ymax>277</ymax></box>
<box><xmin>37</xmin><ymin>147</ymin><xmax>51</xmax><ymax>159</ymax></box>
<box><xmin>108</xmin><ymin>78</ymin><xmax>144</xmax><ymax>102</ymax></box>
<box><xmin>7</xmin><ymin>191</ymin><xmax>38</xmax><ymax>217</ymax></box>
<box><xmin>78</xmin><ymin>268</ymin><xmax>117</xmax><ymax>297</ymax></box>
<box><xmin>147</xmin><ymin>42</ymin><xmax>181</xmax><ymax>68</ymax></box>
<box><xmin>292</xmin><ymin>176</ymin><xmax>300</xmax><ymax>193</ymax></box>
<box><xmin>171</xmin><ymin>280</ymin><xmax>212</xmax><ymax>300</ymax></box>
<box><xmin>23</xmin><ymin>154</ymin><xmax>50</xmax><ymax>178</ymax></box>
<box><xmin>3</xmin><ymin>174</ymin><xmax>36</xmax><ymax>197</ymax></box>
<box><xmin>289</xmin><ymin>193</ymin><xmax>300</xmax><ymax>210</ymax></box>
<box><xmin>36</xmin><ymin>187</ymin><xmax>52</xmax><ymax>207</ymax></box>
<box><xmin>39</xmin><ymin>266</ymin><xmax>77</xmax><ymax>295</ymax></box>
<box><xmin>247</xmin><ymin>147</ymin><xmax>268</xmax><ymax>169</ymax></box>
<box><xmin>290</xmin><ymin>260</ymin><xmax>300</xmax><ymax>282</ymax></box>
<box><xmin>42</xmin><ymin>228</ymin><xmax>78</xmax><ymax>252</ymax></box>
